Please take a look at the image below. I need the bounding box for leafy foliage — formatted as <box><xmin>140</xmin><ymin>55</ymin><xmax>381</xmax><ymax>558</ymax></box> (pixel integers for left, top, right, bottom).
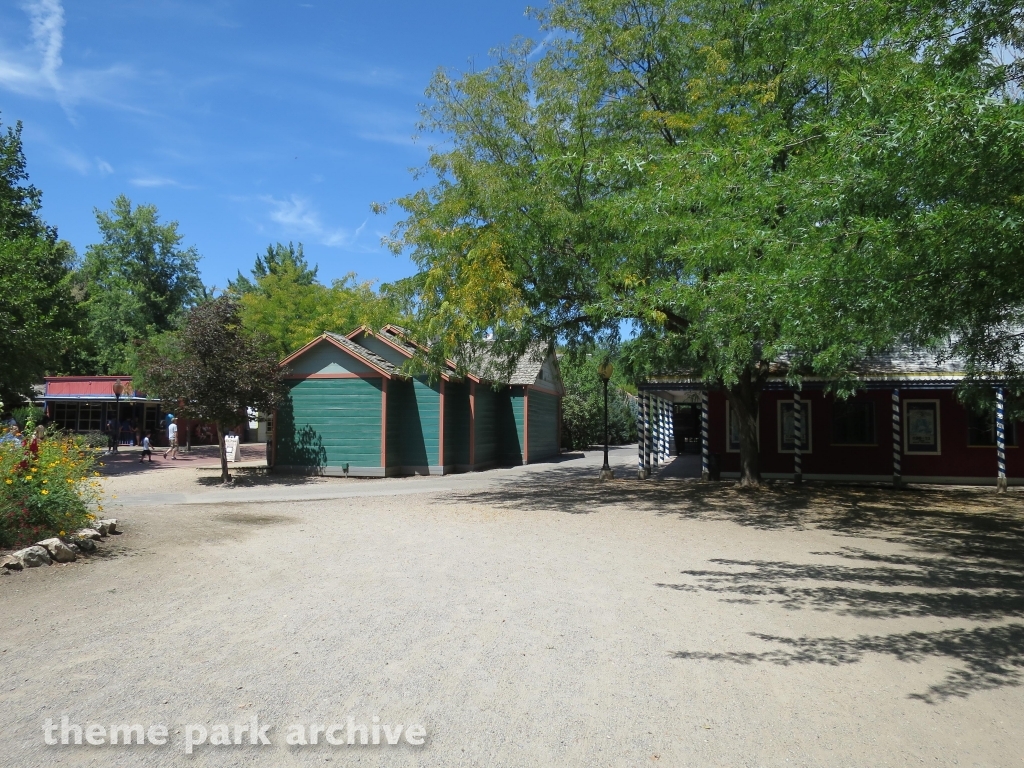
<box><xmin>389</xmin><ymin>0</ymin><xmax>1024</xmax><ymax>485</ymax></box>
<box><xmin>135</xmin><ymin>297</ymin><xmax>285</xmax><ymax>481</ymax></box>
<box><xmin>0</xmin><ymin>116</ymin><xmax>82</xmax><ymax>405</ymax></box>
<box><xmin>80</xmin><ymin>195</ymin><xmax>205</xmax><ymax>374</ymax></box>
<box><xmin>560</xmin><ymin>351</ymin><xmax>636</xmax><ymax>450</ymax></box>
<box><xmin>228</xmin><ymin>241</ymin><xmax>318</xmax><ymax>295</ymax></box>
<box><xmin>0</xmin><ymin>429</ymin><xmax>103</xmax><ymax>548</ymax></box>
<box><xmin>232</xmin><ymin>242</ymin><xmax>405</xmax><ymax>360</ymax></box>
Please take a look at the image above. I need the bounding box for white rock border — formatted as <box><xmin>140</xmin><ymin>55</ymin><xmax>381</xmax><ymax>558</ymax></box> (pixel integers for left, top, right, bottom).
<box><xmin>1</xmin><ymin>519</ymin><xmax>119</xmax><ymax>572</ymax></box>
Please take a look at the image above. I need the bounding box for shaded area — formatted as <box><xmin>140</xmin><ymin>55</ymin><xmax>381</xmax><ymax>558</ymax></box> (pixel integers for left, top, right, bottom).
<box><xmin>444</xmin><ymin>460</ymin><xmax>1024</xmax><ymax>701</ymax></box>
<box><xmin>661</xmin><ymin>548</ymin><xmax>1024</xmax><ymax>620</ymax></box>
<box><xmin>673</xmin><ymin>623</ymin><xmax>1024</xmax><ymax>704</ymax></box>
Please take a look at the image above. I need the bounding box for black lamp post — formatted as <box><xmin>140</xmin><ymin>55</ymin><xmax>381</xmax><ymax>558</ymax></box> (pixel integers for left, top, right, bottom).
<box><xmin>111</xmin><ymin>379</ymin><xmax>124</xmax><ymax>453</ymax></box>
<box><xmin>598</xmin><ymin>358</ymin><xmax>614</xmax><ymax>480</ymax></box>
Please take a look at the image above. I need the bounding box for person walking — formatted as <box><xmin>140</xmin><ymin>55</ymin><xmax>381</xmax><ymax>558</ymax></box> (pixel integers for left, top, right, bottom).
<box><xmin>140</xmin><ymin>431</ymin><xmax>154</xmax><ymax>463</ymax></box>
<box><xmin>163</xmin><ymin>417</ymin><xmax>180</xmax><ymax>459</ymax></box>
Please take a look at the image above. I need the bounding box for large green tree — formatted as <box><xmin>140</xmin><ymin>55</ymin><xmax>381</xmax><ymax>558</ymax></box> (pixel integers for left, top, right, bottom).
<box><xmin>135</xmin><ymin>297</ymin><xmax>285</xmax><ymax>483</ymax></box>
<box><xmin>0</xmin><ymin>117</ymin><xmax>82</xmax><ymax>405</ymax></box>
<box><xmin>80</xmin><ymin>195</ymin><xmax>205</xmax><ymax>374</ymax></box>
<box><xmin>389</xmin><ymin>0</ymin><xmax>1024</xmax><ymax>485</ymax></box>
<box><xmin>231</xmin><ymin>242</ymin><xmax>405</xmax><ymax>360</ymax></box>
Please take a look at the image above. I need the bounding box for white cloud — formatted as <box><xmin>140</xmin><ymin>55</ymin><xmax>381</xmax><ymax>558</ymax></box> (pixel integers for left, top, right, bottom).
<box><xmin>528</xmin><ymin>31</ymin><xmax>556</xmax><ymax>61</ymax></box>
<box><xmin>262</xmin><ymin>194</ymin><xmax>365</xmax><ymax>249</ymax></box>
<box><xmin>96</xmin><ymin>158</ymin><xmax>114</xmax><ymax>175</ymax></box>
<box><xmin>129</xmin><ymin>176</ymin><xmax>184</xmax><ymax>188</ymax></box>
<box><xmin>25</xmin><ymin>0</ymin><xmax>64</xmax><ymax>92</ymax></box>
<box><xmin>0</xmin><ymin>2</ymin><xmax>135</xmax><ymax>113</ymax></box>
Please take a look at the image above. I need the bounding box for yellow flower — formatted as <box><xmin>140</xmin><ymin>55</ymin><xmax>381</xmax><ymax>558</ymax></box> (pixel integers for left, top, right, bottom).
<box><xmin>66</xmin><ymin>479</ymin><xmax>73</xmax><ymax>483</ymax></box>
<box><xmin>4</xmin><ymin>479</ymin><xmax>10</xmax><ymax>485</ymax></box>
<box><xmin>41</xmin><ymin>479</ymin><xmax>47</xmax><ymax>484</ymax></box>
<box><xmin>93</xmin><ymin>472</ymin><xmax>100</xmax><ymax>477</ymax></box>
<box><xmin>65</xmin><ymin>512</ymin><xmax>71</xmax><ymax>517</ymax></box>
<box><xmin>59</xmin><ymin>530</ymin><xmax>65</xmax><ymax>536</ymax></box>
<box><xmin>40</xmin><ymin>489</ymin><xmax>48</xmax><ymax>495</ymax></box>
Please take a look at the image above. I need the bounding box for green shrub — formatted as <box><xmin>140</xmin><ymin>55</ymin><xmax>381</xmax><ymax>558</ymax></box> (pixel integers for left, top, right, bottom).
<box><xmin>0</xmin><ymin>428</ymin><xmax>104</xmax><ymax>549</ymax></box>
<box><xmin>11</xmin><ymin>406</ymin><xmax>44</xmax><ymax>430</ymax></box>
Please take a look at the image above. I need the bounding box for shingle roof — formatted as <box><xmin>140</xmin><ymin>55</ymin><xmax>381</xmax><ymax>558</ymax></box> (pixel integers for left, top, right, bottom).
<box><xmin>464</xmin><ymin>341</ymin><xmax>551</xmax><ymax>385</ymax></box>
<box><xmin>377</xmin><ymin>327</ymin><xmax>419</xmax><ymax>358</ymax></box>
<box><xmin>323</xmin><ymin>332</ymin><xmax>402</xmax><ymax>376</ymax></box>
<box><xmin>646</xmin><ymin>345</ymin><xmax>969</xmax><ymax>386</ymax></box>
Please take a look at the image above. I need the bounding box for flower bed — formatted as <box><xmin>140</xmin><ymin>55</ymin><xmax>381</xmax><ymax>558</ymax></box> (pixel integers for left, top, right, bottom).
<box><xmin>0</xmin><ymin>428</ymin><xmax>104</xmax><ymax>549</ymax></box>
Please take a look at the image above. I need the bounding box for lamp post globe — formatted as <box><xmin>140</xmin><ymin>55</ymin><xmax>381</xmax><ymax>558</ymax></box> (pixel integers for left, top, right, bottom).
<box><xmin>598</xmin><ymin>359</ymin><xmax>614</xmax><ymax>480</ymax></box>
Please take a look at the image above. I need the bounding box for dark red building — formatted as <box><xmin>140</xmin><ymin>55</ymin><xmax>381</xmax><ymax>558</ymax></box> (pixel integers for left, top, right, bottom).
<box><xmin>637</xmin><ymin>351</ymin><xmax>1018</xmax><ymax>486</ymax></box>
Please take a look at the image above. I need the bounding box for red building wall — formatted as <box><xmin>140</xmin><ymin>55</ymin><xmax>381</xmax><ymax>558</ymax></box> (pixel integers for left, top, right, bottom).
<box><xmin>709</xmin><ymin>388</ymin><xmax>1020</xmax><ymax>480</ymax></box>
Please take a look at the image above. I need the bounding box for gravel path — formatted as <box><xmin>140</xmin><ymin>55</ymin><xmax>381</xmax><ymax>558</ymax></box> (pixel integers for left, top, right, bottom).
<box><xmin>1</xmin><ymin>447</ymin><xmax>1022</xmax><ymax>767</ymax></box>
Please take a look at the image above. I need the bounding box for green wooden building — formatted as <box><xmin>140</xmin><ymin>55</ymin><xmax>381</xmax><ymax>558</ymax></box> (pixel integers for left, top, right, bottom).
<box><xmin>272</xmin><ymin>326</ymin><xmax>564</xmax><ymax>477</ymax></box>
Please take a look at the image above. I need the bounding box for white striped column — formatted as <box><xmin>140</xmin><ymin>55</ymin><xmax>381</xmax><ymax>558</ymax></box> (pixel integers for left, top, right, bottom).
<box><xmin>643</xmin><ymin>393</ymin><xmax>652</xmax><ymax>478</ymax></box>
<box><xmin>997</xmin><ymin>387</ymin><xmax>1007</xmax><ymax>492</ymax></box>
<box><xmin>659</xmin><ymin>399</ymin><xmax>667</xmax><ymax>464</ymax></box>
<box><xmin>652</xmin><ymin>397</ymin><xmax>661</xmax><ymax>472</ymax></box>
<box><xmin>637</xmin><ymin>395</ymin><xmax>645</xmax><ymax>480</ymax></box>
<box><xmin>701</xmin><ymin>391</ymin><xmax>710</xmax><ymax>481</ymax></box>
<box><xmin>892</xmin><ymin>389</ymin><xmax>902</xmax><ymax>488</ymax></box>
<box><xmin>793</xmin><ymin>390</ymin><xmax>803</xmax><ymax>485</ymax></box>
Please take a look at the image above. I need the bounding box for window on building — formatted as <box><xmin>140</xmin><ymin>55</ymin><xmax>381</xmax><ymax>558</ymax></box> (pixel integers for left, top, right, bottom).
<box><xmin>832</xmin><ymin>401</ymin><xmax>876</xmax><ymax>446</ymax></box>
<box><xmin>778</xmin><ymin>400</ymin><xmax>812</xmax><ymax>453</ymax></box>
<box><xmin>905</xmin><ymin>400</ymin><xmax>940</xmax><ymax>454</ymax></box>
<box><xmin>967</xmin><ymin>410</ymin><xmax>1018</xmax><ymax>446</ymax></box>
<box><xmin>79</xmin><ymin>403</ymin><xmax>102</xmax><ymax>432</ymax></box>
<box><xmin>53</xmin><ymin>402</ymin><xmax>77</xmax><ymax>431</ymax></box>
<box><xmin>726</xmin><ymin>402</ymin><xmax>758</xmax><ymax>452</ymax></box>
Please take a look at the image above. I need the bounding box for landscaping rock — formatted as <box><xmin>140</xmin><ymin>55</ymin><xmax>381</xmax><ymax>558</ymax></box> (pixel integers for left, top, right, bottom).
<box><xmin>16</xmin><ymin>545</ymin><xmax>52</xmax><ymax>567</ymax></box>
<box><xmin>36</xmin><ymin>538</ymin><xmax>77</xmax><ymax>563</ymax></box>
<box><xmin>95</xmin><ymin>521</ymin><xmax>109</xmax><ymax>536</ymax></box>
<box><xmin>70</xmin><ymin>537</ymin><xmax>96</xmax><ymax>553</ymax></box>
<box><xmin>97</xmin><ymin>519</ymin><xmax>118</xmax><ymax>534</ymax></box>
<box><xmin>2</xmin><ymin>555</ymin><xmax>23</xmax><ymax>571</ymax></box>
<box><xmin>75</xmin><ymin>528</ymin><xmax>102</xmax><ymax>541</ymax></box>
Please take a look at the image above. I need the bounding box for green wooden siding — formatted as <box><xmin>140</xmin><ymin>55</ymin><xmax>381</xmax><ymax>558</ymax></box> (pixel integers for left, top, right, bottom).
<box><xmin>499</xmin><ymin>387</ymin><xmax>526</xmax><ymax>464</ymax></box>
<box><xmin>528</xmin><ymin>390</ymin><xmax>560</xmax><ymax>460</ymax></box>
<box><xmin>387</xmin><ymin>377</ymin><xmax>440</xmax><ymax>469</ymax></box>
<box><xmin>473</xmin><ymin>385</ymin><xmax>499</xmax><ymax>465</ymax></box>
<box><xmin>277</xmin><ymin>378</ymin><xmax>382</xmax><ymax>468</ymax></box>
<box><xmin>444</xmin><ymin>382</ymin><xmax>470</xmax><ymax>467</ymax></box>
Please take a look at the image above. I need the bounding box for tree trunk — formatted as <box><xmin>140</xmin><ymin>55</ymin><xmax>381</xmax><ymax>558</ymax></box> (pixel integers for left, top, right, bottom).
<box><xmin>726</xmin><ymin>370</ymin><xmax>763</xmax><ymax>487</ymax></box>
<box><xmin>216</xmin><ymin>422</ymin><xmax>230</xmax><ymax>484</ymax></box>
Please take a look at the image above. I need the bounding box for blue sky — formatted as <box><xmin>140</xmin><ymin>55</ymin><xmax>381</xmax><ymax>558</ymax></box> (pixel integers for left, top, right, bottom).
<box><xmin>0</xmin><ymin>1</ymin><xmax>544</xmax><ymax>290</ymax></box>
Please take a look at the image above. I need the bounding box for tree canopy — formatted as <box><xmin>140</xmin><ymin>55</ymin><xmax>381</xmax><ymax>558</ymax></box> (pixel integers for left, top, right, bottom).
<box><xmin>388</xmin><ymin>0</ymin><xmax>1024</xmax><ymax>484</ymax></box>
<box><xmin>0</xmin><ymin>116</ymin><xmax>81</xmax><ymax>405</ymax></box>
<box><xmin>232</xmin><ymin>242</ymin><xmax>405</xmax><ymax>361</ymax></box>
<box><xmin>80</xmin><ymin>195</ymin><xmax>205</xmax><ymax>374</ymax></box>
<box><xmin>135</xmin><ymin>297</ymin><xmax>285</xmax><ymax>482</ymax></box>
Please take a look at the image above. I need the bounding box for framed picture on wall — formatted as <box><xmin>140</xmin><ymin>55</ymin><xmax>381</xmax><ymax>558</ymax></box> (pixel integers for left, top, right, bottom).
<box><xmin>905</xmin><ymin>400</ymin><xmax>940</xmax><ymax>454</ymax></box>
<box><xmin>778</xmin><ymin>400</ymin><xmax>812</xmax><ymax>453</ymax></box>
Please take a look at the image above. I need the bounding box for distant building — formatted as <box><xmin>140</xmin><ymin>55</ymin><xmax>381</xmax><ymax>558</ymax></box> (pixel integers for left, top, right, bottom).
<box><xmin>272</xmin><ymin>325</ymin><xmax>564</xmax><ymax>477</ymax></box>
<box><xmin>39</xmin><ymin>376</ymin><xmax>163</xmax><ymax>445</ymax></box>
<box><xmin>637</xmin><ymin>349</ymin><xmax>1021</xmax><ymax>486</ymax></box>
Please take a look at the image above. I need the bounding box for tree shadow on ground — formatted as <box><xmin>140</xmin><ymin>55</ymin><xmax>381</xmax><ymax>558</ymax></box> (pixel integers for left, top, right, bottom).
<box><xmin>194</xmin><ymin>466</ymin><xmax>326</xmax><ymax>488</ymax></box>
<box><xmin>672</xmin><ymin>623</ymin><xmax>1024</xmax><ymax>704</ymax></box>
<box><xmin>444</xmin><ymin>468</ymin><xmax>1024</xmax><ymax>702</ymax></box>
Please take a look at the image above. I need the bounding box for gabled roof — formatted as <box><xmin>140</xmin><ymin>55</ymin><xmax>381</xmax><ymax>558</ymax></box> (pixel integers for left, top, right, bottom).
<box><xmin>278</xmin><ymin>332</ymin><xmax>402</xmax><ymax>378</ymax></box>
<box><xmin>347</xmin><ymin>325</ymin><xmax>456</xmax><ymax>381</ymax></box>
<box><xmin>323</xmin><ymin>332</ymin><xmax>402</xmax><ymax>376</ymax></box>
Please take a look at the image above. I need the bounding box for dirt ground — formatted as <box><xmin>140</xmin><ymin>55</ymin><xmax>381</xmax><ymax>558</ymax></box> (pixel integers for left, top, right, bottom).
<box><xmin>1</xmin><ymin>446</ymin><xmax>1022</xmax><ymax>767</ymax></box>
